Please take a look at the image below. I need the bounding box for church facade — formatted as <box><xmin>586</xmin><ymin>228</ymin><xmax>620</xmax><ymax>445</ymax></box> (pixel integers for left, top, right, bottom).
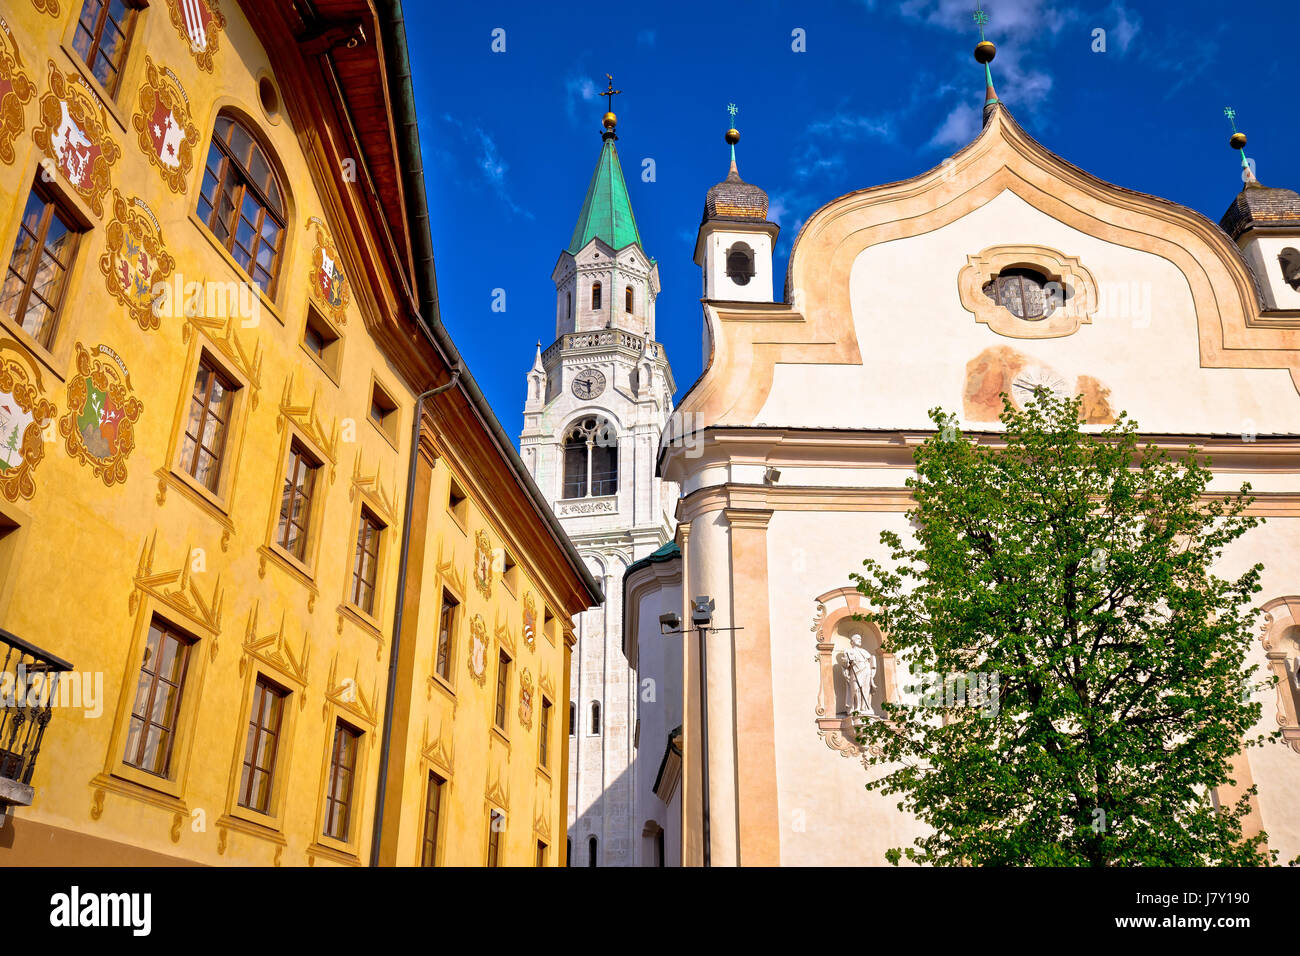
<box><xmin>628</xmin><ymin>80</ymin><xmax>1300</xmax><ymax>863</ymax></box>
<box><xmin>520</xmin><ymin>108</ymin><xmax>677</xmax><ymax>865</ymax></box>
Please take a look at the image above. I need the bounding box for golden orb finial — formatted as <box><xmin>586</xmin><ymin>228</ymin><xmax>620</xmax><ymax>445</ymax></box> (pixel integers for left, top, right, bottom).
<box><xmin>974</xmin><ymin>40</ymin><xmax>996</xmax><ymax>64</ymax></box>
<box><xmin>725</xmin><ymin>128</ymin><xmax>740</xmax><ymax>145</ymax></box>
<box><xmin>603</xmin><ymin>111</ymin><xmax>617</xmax><ymax>130</ymax></box>
<box><xmin>1230</xmin><ymin>131</ymin><xmax>1247</xmax><ymax>150</ymax></box>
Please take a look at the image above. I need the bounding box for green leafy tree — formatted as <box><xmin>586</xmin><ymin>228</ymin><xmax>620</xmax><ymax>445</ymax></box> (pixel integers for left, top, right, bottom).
<box><xmin>851</xmin><ymin>391</ymin><xmax>1274</xmax><ymax>866</ymax></box>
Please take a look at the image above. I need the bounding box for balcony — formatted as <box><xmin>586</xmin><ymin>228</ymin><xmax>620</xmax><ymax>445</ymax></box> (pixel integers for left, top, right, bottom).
<box><xmin>0</xmin><ymin>628</ymin><xmax>72</xmax><ymax>824</ymax></box>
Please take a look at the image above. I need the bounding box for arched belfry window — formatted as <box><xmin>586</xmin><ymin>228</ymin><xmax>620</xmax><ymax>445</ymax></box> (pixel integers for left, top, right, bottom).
<box><xmin>726</xmin><ymin>242</ymin><xmax>755</xmax><ymax>286</ymax></box>
<box><xmin>981</xmin><ymin>267</ymin><xmax>1058</xmax><ymax>321</ymax></box>
<box><xmin>568</xmin><ymin>701</ymin><xmax>576</xmax><ymax>736</ymax></box>
<box><xmin>588</xmin><ymin>836</ymin><xmax>598</xmax><ymax>867</ymax></box>
<box><xmin>562</xmin><ymin>416</ymin><xmax>618</xmax><ymax>499</ymax></box>
<box><xmin>625</xmin><ymin>285</ymin><xmax>634</xmax><ymax>313</ymax></box>
<box><xmin>591</xmin><ymin>281</ymin><xmax>602</xmax><ymax>310</ymax></box>
<box><xmin>590</xmin><ymin>700</ymin><xmax>601</xmax><ymax>735</ymax></box>
<box><xmin>198</xmin><ymin>113</ymin><xmax>286</xmax><ymax>295</ymax></box>
<box><xmin>566</xmin><ymin>291</ymin><xmax>572</xmax><ymax>319</ymax></box>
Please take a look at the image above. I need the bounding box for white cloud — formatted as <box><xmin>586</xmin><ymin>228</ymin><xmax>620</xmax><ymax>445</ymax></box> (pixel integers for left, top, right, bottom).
<box><xmin>439</xmin><ymin>114</ymin><xmax>533</xmax><ymax>219</ymax></box>
<box><xmin>1107</xmin><ymin>1</ymin><xmax>1141</xmax><ymax>54</ymax></box>
<box><xmin>927</xmin><ymin>104</ymin><xmax>981</xmax><ymax>150</ymax></box>
<box><xmin>564</xmin><ymin>74</ymin><xmax>598</xmax><ymax>121</ymax></box>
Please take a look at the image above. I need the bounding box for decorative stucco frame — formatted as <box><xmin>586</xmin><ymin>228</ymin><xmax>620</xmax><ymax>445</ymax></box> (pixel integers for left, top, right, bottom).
<box><xmin>811</xmin><ymin>587</ymin><xmax>897</xmax><ymax>765</ymax></box>
<box><xmin>1259</xmin><ymin>596</ymin><xmax>1300</xmax><ymax>755</ymax></box>
<box><xmin>958</xmin><ymin>244</ymin><xmax>1099</xmax><ymax>339</ymax></box>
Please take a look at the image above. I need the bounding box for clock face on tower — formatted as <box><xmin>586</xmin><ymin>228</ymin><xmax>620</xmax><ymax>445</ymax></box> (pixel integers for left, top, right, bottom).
<box><xmin>571</xmin><ymin>369</ymin><xmax>606</xmax><ymax>400</ymax></box>
<box><xmin>1011</xmin><ymin>366</ymin><xmax>1070</xmax><ymax>406</ymax></box>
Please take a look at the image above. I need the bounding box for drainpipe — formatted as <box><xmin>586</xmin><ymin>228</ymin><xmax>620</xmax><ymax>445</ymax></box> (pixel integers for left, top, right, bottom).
<box><xmin>370</xmin><ymin>368</ymin><xmax>459</xmax><ymax>867</ymax></box>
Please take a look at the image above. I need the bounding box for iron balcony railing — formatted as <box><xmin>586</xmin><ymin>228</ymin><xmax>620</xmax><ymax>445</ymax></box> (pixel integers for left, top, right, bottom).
<box><xmin>1</xmin><ymin>628</ymin><xmax>72</xmax><ymax>811</ymax></box>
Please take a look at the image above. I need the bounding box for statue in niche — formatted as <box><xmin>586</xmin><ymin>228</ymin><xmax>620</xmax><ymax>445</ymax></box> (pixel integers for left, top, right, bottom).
<box><xmin>839</xmin><ymin>633</ymin><xmax>878</xmax><ymax>719</ymax></box>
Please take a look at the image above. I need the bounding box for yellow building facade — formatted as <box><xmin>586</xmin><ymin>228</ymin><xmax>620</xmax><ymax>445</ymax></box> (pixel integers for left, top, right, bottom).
<box><xmin>0</xmin><ymin>0</ymin><xmax>598</xmax><ymax>866</ymax></box>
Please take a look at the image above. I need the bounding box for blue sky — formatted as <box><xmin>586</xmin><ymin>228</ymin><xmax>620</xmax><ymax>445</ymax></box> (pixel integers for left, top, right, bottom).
<box><xmin>407</xmin><ymin>0</ymin><xmax>1298</xmax><ymax>442</ymax></box>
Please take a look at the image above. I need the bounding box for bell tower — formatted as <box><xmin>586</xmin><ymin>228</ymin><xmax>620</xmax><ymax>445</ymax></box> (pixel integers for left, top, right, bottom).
<box><xmin>694</xmin><ymin>106</ymin><xmax>779</xmax><ymax>303</ymax></box>
<box><xmin>519</xmin><ymin>80</ymin><xmax>677</xmax><ymax>866</ymax></box>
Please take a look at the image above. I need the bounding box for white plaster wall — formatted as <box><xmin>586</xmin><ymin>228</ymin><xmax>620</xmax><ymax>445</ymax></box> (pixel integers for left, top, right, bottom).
<box><xmin>765</xmin><ymin>509</ymin><xmax>929</xmax><ymax>865</ymax></box>
<box><xmin>756</xmin><ymin>189</ymin><xmax>1300</xmax><ymax>434</ymax></box>
<box><xmin>630</xmin><ymin>565</ymin><xmax>684</xmax><ymax>866</ymax></box>
<box><xmin>704</xmin><ymin>230</ymin><xmax>774</xmax><ymax>302</ymax></box>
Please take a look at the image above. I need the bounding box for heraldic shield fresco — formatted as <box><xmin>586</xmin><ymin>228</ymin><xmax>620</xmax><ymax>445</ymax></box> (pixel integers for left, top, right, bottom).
<box><xmin>166</xmin><ymin>0</ymin><xmax>227</xmax><ymax>74</ymax></box>
<box><xmin>99</xmin><ymin>191</ymin><xmax>175</xmax><ymax>331</ymax></box>
<box><xmin>0</xmin><ymin>21</ymin><xmax>36</xmax><ymax>166</ymax></box>
<box><xmin>131</xmin><ymin>56</ymin><xmax>199</xmax><ymax>194</ymax></box>
<box><xmin>0</xmin><ymin>340</ymin><xmax>56</xmax><ymax>502</ymax></box>
<box><xmin>308</xmin><ymin>219</ymin><xmax>351</xmax><ymax>326</ymax></box>
<box><xmin>59</xmin><ymin>342</ymin><xmax>142</xmax><ymax>486</ymax></box>
<box><xmin>31</xmin><ymin>60</ymin><xmax>120</xmax><ymax>219</ymax></box>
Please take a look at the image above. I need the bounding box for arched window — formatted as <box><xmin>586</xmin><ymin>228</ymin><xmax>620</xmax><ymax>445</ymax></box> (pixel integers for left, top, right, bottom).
<box><xmin>625</xmin><ymin>285</ymin><xmax>633</xmax><ymax>313</ymax></box>
<box><xmin>588</xmin><ymin>836</ymin><xmax>598</xmax><ymax>867</ymax></box>
<box><xmin>726</xmin><ymin>242</ymin><xmax>755</xmax><ymax>286</ymax></box>
<box><xmin>591</xmin><ymin>281</ymin><xmax>602</xmax><ymax>310</ymax></box>
<box><xmin>982</xmin><ymin>267</ymin><xmax>1057</xmax><ymax>321</ymax></box>
<box><xmin>562</xmin><ymin>416</ymin><xmax>618</xmax><ymax>499</ymax></box>
<box><xmin>566</xmin><ymin>291</ymin><xmax>572</xmax><ymax>318</ymax></box>
<box><xmin>198</xmin><ymin>114</ymin><xmax>286</xmax><ymax>295</ymax></box>
<box><xmin>589</xmin><ymin>700</ymin><xmax>601</xmax><ymax>735</ymax></box>
<box><xmin>568</xmin><ymin>701</ymin><xmax>576</xmax><ymax>736</ymax></box>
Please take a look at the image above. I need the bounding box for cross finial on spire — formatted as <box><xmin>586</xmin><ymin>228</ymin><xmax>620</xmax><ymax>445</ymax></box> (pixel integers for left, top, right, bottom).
<box><xmin>724</xmin><ymin>103</ymin><xmax>741</xmax><ymax>167</ymax></box>
<box><xmin>602</xmin><ymin>74</ymin><xmax>621</xmax><ymax>112</ymax></box>
<box><xmin>973</xmin><ymin>3</ymin><xmax>999</xmax><ymax>111</ymax></box>
<box><xmin>1224</xmin><ymin>106</ymin><xmax>1256</xmax><ymax>183</ymax></box>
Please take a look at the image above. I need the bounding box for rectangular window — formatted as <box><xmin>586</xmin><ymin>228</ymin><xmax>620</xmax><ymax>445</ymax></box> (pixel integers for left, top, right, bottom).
<box><xmin>323</xmin><ymin>720</ymin><xmax>360</xmax><ymax>842</ymax></box>
<box><xmin>72</xmin><ymin>0</ymin><xmax>138</xmax><ymax>96</ymax></box>
<box><xmin>539</xmin><ymin>697</ymin><xmax>551</xmax><ymax>769</ymax></box>
<box><xmin>487</xmin><ymin>809</ymin><xmax>504</xmax><ymax>867</ymax></box>
<box><xmin>369</xmin><ymin>382</ymin><xmax>397</xmax><ymax>441</ymax></box>
<box><xmin>1</xmin><ymin>184</ymin><xmax>80</xmax><ymax>349</ymax></box>
<box><xmin>350</xmin><ymin>508</ymin><xmax>383</xmax><ymax>615</ymax></box>
<box><xmin>123</xmin><ymin>620</ymin><xmax>194</xmax><ymax>777</ymax></box>
<box><xmin>420</xmin><ymin>772</ymin><xmax>445</xmax><ymax>867</ymax></box>
<box><xmin>277</xmin><ymin>441</ymin><xmax>320</xmax><ymax>561</ymax></box>
<box><xmin>435</xmin><ymin>590</ymin><xmax>457</xmax><ymax>681</ymax></box>
<box><xmin>500</xmin><ymin>550</ymin><xmax>518</xmax><ymax>593</ymax></box>
<box><xmin>302</xmin><ymin>307</ymin><xmax>340</xmax><ymax>375</ymax></box>
<box><xmin>238</xmin><ymin>677</ymin><xmax>287</xmax><ymax>814</ymax></box>
<box><xmin>494</xmin><ymin>650</ymin><xmax>511</xmax><ymax>730</ymax></box>
<box><xmin>180</xmin><ymin>355</ymin><xmax>238</xmax><ymax>493</ymax></box>
<box><xmin>447</xmin><ymin>478</ymin><xmax>467</xmax><ymax>525</ymax></box>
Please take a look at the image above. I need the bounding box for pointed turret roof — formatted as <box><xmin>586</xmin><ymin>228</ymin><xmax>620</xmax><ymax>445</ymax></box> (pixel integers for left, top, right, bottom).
<box><xmin>567</xmin><ymin>137</ymin><xmax>642</xmax><ymax>255</ymax></box>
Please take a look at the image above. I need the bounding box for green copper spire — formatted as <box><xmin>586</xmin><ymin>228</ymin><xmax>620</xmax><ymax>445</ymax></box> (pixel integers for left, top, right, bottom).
<box><xmin>1224</xmin><ymin>107</ymin><xmax>1256</xmax><ymax>183</ymax></box>
<box><xmin>567</xmin><ymin>78</ymin><xmax>642</xmax><ymax>254</ymax></box>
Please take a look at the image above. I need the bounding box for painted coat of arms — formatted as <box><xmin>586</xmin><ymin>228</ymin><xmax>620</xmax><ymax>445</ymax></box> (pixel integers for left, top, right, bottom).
<box><xmin>0</xmin><ymin>343</ymin><xmax>56</xmax><ymax>502</ymax></box>
<box><xmin>0</xmin><ymin>22</ymin><xmax>36</xmax><ymax>165</ymax></box>
<box><xmin>32</xmin><ymin>61</ymin><xmax>119</xmax><ymax>218</ymax></box>
<box><xmin>523</xmin><ymin>593</ymin><xmax>537</xmax><ymax>649</ymax></box>
<box><xmin>59</xmin><ymin>342</ymin><xmax>143</xmax><ymax>486</ymax></box>
<box><xmin>167</xmin><ymin>0</ymin><xmax>226</xmax><ymax>73</ymax></box>
<box><xmin>99</xmin><ymin>191</ymin><xmax>175</xmax><ymax>331</ymax></box>
<box><xmin>131</xmin><ymin>57</ymin><xmax>198</xmax><ymax>193</ymax></box>
<box><xmin>473</xmin><ymin>529</ymin><xmax>493</xmax><ymax>599</ymax></box>
<box><xmin>518</xmin><ymin>669</ymin><xmax>534</xmax><ymax>730</ymax></box>
<box><xmin>467</xmin><ymin>614</ymin><xmax>488</xmax><ymax>685</ymax></box>
<box><xmin>308</xmin><ymin>222</ymin><xmax>350</xmax><ymax>325</ymax></box>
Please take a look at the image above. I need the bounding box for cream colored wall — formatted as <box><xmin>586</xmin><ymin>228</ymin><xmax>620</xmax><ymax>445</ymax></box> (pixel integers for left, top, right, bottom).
<box><xmin>757</xmin><ymin>189</ymin><xmax>1300</xmax><ymax>434</ymax></box>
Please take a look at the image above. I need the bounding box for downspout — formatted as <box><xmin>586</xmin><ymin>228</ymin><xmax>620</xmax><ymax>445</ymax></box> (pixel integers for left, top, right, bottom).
<box><xmin>370</xmin><ymin>368</ymin><xmax>459</xmax><ymax>867</ymax></box>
